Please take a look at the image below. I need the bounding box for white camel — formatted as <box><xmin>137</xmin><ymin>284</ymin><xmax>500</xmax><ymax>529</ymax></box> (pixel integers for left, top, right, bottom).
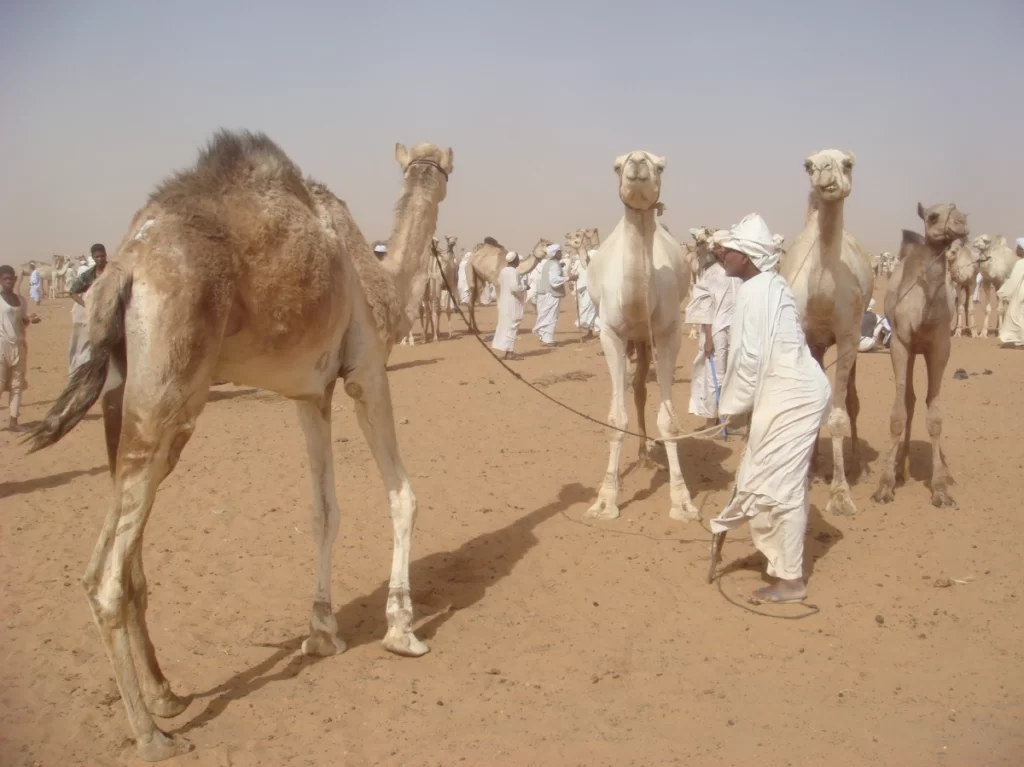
<box><xmin>585</xmin><ymin>150</ymin><xmax>698</xmax><ymax>522</ymax></box>
<box><xmin>973</xmin><ymin>235</ymin><xmax>1019</xmax><ymax>336</ymax></box>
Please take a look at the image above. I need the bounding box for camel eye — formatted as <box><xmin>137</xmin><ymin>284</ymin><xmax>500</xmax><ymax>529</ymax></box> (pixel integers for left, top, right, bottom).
<box><xmin>927</xmin><ymin>214</ymin><xmax>938</xmax><ymax>222</ymax></box>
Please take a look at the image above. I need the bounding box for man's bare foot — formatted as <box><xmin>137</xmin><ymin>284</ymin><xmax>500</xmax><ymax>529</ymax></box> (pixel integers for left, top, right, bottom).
<box><xmin>750</xmin><ymin>578</ymin><xmax>806</xmax><ymax>605</ymax></box>
<box><xmin>9</xmin><ymin>417</ymin><xmax>21</xmax><ymax>432</ymax></box>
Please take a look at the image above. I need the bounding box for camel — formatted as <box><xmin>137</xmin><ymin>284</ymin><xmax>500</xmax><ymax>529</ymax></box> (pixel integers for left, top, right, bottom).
<box><xmin>945</xmin><ymin>237</ymin><xmax>983</xmax><ymax>337</ymax></box>
<box><xmin>24</xmin><ymin>130</ymin><xmax>453</xmax><ymax>762</ymax></box>
<box><xmin>585</xmin><ymin>150</ymin><xmax>698</xmax><ymax>522</ymax></box>
<box><xmin>973</xmin><ymin>235</ymin><xmax>1019</xmax><ymax>336</ymax></box>
<box><xmin>780</xmin><ymin>149</ymin><xmax>874</xmax><ymax>517</ymax></box>
<box><xmin>872</xmin><ymin>203</ymin><xmax>965</xmax><ymax>508</ymax></box>
<box><xmin>420</xmin><ymin>234</ymin><xmax>459</xmax><ymax>342</ymax></box>
<box><xmin>684</xmin><ymin>226</ymin><xmax>716</xmax><ymax>338</ymax></box>
<box><xmin>772</xmin><ymin>233</ymin><xmax>786</xmax><ymax>267</ymax></box>
<box><xmin>16</xmin><ymin>260</ymin><xmax>52</xmax><ymax>298</ymax></box>
<box><xmin>49</xmin><ymin>254</ymin><xmax>75</xmax><ymax>297</ymax></box>
<box><xmin>464</xmin><ymin>237</ymin><xmax>545</xmax><ymax>333</ymax></box>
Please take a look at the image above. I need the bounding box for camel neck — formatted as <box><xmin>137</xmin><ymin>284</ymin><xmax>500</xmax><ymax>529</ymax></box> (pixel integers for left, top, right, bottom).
<box><xmin>383</xmin><ymin>188</ymin><xmax>439</xmax><ymax>301</ymax></box>
<box><xmin>816</xmin><ymin>199</ymin><xmax>844</xmax><ymax>264</ymax></box>
<box><xmin>621</xmin><ymin>205</ymin><xmax>656</xmax><ymax>306</ymax></box>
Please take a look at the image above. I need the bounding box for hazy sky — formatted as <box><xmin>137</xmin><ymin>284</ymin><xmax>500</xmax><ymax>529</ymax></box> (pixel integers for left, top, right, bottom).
<box><xmin>2</xmin><ymin>1</ymin><xmax>1021</xmax><ymax>262</ymax></box>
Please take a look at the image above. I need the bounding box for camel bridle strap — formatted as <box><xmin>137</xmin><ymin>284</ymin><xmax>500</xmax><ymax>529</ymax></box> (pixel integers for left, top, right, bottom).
<box><xmin>406</xmin><ymin>159</ymin><xmax>449</xmax><ymax>181</ymax></box>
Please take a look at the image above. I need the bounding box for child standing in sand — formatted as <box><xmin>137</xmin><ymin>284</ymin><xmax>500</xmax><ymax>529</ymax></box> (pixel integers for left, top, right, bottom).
<box><xmin>1</xmin><ymin>264</ymin><xmax>41</xmax><ymax>431</ymax></box>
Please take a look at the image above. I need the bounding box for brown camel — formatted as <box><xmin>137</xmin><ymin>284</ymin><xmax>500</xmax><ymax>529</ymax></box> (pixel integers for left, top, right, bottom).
<box><xmin>421</xmin><ymin>234</ymin><xmax>459</xmax><ymax>342</ymax></box>
<box><xmin>945</xmin><ymin>237</ymin><xmax>983</xmax><ymax>337</ymax></box>
<box><xmin>24</xmin><ymin>130</ymin><xmax>453</xmax><ymax>762</ymax></box>
<box><xmin>464</xmin><ymin>237</ymin><xmax>546</xmax><ymax>333</ymax></box>
<box><xmin>872</xmin><ymin>202</ymin><xmax>965</xmax><ymax>508</ymax></box>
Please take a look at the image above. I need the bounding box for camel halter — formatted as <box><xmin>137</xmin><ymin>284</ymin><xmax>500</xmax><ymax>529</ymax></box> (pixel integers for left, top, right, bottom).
<box><xmin>405</xmin><ymin>158</ymin><xmax>449</xmax><ymax>181</ymax></box>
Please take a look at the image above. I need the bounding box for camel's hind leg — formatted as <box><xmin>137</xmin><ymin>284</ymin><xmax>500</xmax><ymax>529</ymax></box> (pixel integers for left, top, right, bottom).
<box><xmin>297</xmin><ymin>381</ymin><xmax>347</xmax><ymax>657</ymax></box>
<box><xmin>343</xmin><ymin>365</ymin><xmax>426</xmax><ymax>657</ymax></box>
<box><xmin>85</xmin><ymin>366</ymin><xmax>213</xmax><ymax>760</ymax></box>
<box><xmin>923</xmin><ymin>336</ymin><xmax>956</xmax><ymax>508</ymax></box>
<box><xmin>587</xmin><ymin>329</ymin><xmax>630</xmax><ymax>520</ymax></box>
<box><xmin>873</xmin><ymin>339</ymin><xmax>913</xmax><ymax>504</ymax></box>
<box><xmin>846</xmin><ymin>357</ymin><xmax>861</xmax><ymax>471</ymax></box>
<box><xmin>825</xmin><ymin>335</ymin><xmax>858</xmax><ymax>516</ymax></box>
<box><xmin>632</xmin><ymin>342</ymin><xmax>652</xmax><ymax>464</ymax></box>
<box><xmin>466</xmin><ymin>271</ymin><xmax>479</xmax><ymax>334</ymax></box>
<box><xmin>654</xmin><ymin>323</ymin><xmax>699</xmax><ymax>522</ymax></box>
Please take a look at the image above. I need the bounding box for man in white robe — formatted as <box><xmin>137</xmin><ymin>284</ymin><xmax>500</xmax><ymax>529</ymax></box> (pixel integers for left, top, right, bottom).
<box><xmin>575</xmin><ymin>249</ymin><xmax>600</xmax><ymax>337</ymax></box>
<box><xmin>707</xmin><ymin>214</ymin><xmax>831</xmax><ymax>605</ymax></box>
<box><xmin>997</xmin><ymin>238</ymin><xmax>1024</xmax><ymax>348</ymax></box>
<box><xmin>458</xmin><ymin>251</ymin><xmax>472</xmax><ymax>305</ymax></box>
<box><xmin>685</xmin><ymin>245</ymin><xmax>739</xmax><ymax>424</ymax></box>
<box><xmin>491</xmin><ymin>251</ymin><xmax>527</xmax><ymax>359</ymax></box>
<box><xmin>532</xmin><ymin>243</ymin><xmax>569</xmax><ymax>346</ymax></box>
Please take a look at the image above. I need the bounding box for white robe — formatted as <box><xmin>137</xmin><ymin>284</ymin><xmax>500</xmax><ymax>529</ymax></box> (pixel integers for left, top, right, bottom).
<box><xmin>710</xmin><ymin>271</ymin><xmax>831</xmax><ymax>581</ymax></box>
<box><xmin>532</xmin><ymin>259</ymin><xmax>568</xmax><ymax>344</ymax></box>
<box><xmin>527</xmin><ymin>264</ymin><xmax>542</xmax><ymax>306</ymax></box>
<box><xmin>29</xmin><ymin>270</ymin><xmax>43</xmax><ymax>303</ymax></box>
<box><xmin>684</xmin><ymin>263</ymin><xmax>738</xmax><ymax>418</ymax></box>
<box><xmin>997</xmin><ymin>257</ymin><xmax>1024</xmax><ymax>346</ymax></box>
<box><xmin>458</xmin><ymin>257</ymin><xmax>471</xmax><ymax>305</ymax></box>
<box><xmin>491</xmin><ymin>266</ymin><xmax>526</xmax><ymax>352</ymax></box>
<box><xmin>69</xmin><ymin>300</ymin><xmax>92</xmax><ymax>375</ymax></box>
<box><xmin>480</xmin><ymin>282</ymin><xmax>496</xmax><ymax>305</ymax></box>
<box><xmin>575</xmin><ymin>265</ymin><xmax>600</xmax><ymax>332</ymax></box>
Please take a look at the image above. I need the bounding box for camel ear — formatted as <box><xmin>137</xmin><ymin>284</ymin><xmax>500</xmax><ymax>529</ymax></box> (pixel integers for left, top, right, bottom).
<box><xmin>613</xmin><ymin>153</ymin><xmax>629</xmax><ymax>174</ymax></box>
<box><xmin>395</xmin><ymin>143</ymin><xmax>410</xmax><ymax>170</ymax></box>
<box><xmin>440</xmin><ymin>147</ymin><xmax>454</xmax><ymax>175</ymax></box>
<box><xmin>917</xmin><ymin>202</ymin><xmax>926</xmax><ymax>220</ymax></box>
<box><xmin>803</xmin><ymin>158</ymin><xmax>813</xmax><ymax>173</ymax></box>
<box><xmin>651</xmin><ymin>154</ymin><xmax>666</xmax><ymax>172</ymax></box>
<box><xmin>844</xmin><ymin>152</ymin><xmax>856</xmax><ymax>168</ymax></box>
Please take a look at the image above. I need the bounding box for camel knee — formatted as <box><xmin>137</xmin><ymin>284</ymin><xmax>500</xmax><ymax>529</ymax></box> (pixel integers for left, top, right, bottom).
<box><xmin>926</xmin><ymin>408</ymin><xmax>943</xmax><ymax>438</ymax></box>
<box><xmin>84</xmin><ymin>573</ymin><xmax>128</xmax><ymax>629</ymax></box>
<box><xmin>827</xmin><ymin>407</ymin><xmax>850</xmax><ymax>436</ymax></box>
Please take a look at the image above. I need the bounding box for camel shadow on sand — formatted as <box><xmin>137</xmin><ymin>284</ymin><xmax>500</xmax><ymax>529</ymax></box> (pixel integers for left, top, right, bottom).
<box><xmin>177</xmin><ymin>482</ymin><xmax>594</xmax><ymax>736</ymax></box>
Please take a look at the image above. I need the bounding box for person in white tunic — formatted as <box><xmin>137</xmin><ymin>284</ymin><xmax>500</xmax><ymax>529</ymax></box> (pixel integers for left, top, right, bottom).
<box><xmin>532</xmin><ymin>243</ymin><xmax>569</xmax><ymax>346</ymax></box>
<box><xmin>707</xmin><ymin>214</ymin><xmax>831</xmax><ymax>605</ymax></box>
<box><xmin>491</xmin><ymin>251</ymin><xmax>527</xmax><ymax>359</ymax></box>
<box><xmin>575</xmin><ymin>249</ymin><xmax>600</xmax><ymax>337</ymax></box>
<box><xmin>685</xmin><ymin>244</ymin><xmax>739</xmax><ymax>425</ymax></box>
<box><xmin>29</xmin><ymin>263</ymin><xmax>43</xmax><ymax>304</ymax></box>
<box><xmin>457</xmin><ymin>251</ymin><xmax>472</xmax><ymax>305</ymax></box>
<box><xmin>997</xmin><ymin>237</ymin><xmax>1024</xmax><ymax>348</ymax></box>
<box><xmin>68</xmin><ymin>243</ymin><xmax>108</xmax><ymax>376</ymax></box>
<box><xmin>1</xmin><ymin>264</ymin><xmax>42</xmax><ymax>430</ymax></box>
<box><xmin>526</xmin><ymin>260</ymin><xmax>543</xmax><ymax>308</ymax></box>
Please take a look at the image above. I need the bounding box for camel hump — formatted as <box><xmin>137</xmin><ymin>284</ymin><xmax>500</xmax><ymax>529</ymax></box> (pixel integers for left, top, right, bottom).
<box><xmin>483</xmin><ymin>236</ymin><xmax>502</xmax><ymax>247</ymax></box>
<box><xmin>150</xmin><ymin>129</ymin><xmax>311</xmax><ymax>209</ymax></box>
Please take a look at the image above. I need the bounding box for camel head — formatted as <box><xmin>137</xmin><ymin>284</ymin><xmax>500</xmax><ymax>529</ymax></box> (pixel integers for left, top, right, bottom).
<box><xmin>614</xmin><ymin>151</ymin><xmax>665</xmax><ymax>211</ymax></box>
<box><xmin>565</xmin><ymin>229</ymin><xmax>585</xmax><ymax>250</ymax></box>
<box><xmin>688</xmin><ymin>226</ymin><xmax>715</xmax><ymax>245</ymax></box>
<box><xmin>395</xmin><ymin>142</ymin><xmax>454</xmax><ymax>200</ymax></box>
<box><xmin>918</xmin><ymin>202</ymin><xmax>968</xmax><ymax>247</ymax></box>
<box><xmin>772</xmin><ymin>233</ymin><xmax>785</xmax><ymax>249</ymax></box>
<box><xmin>804</xmin><ymin>149</ymin><xmax>854</xmax><ymax>203</ymax></box>
<box><xmin>444</xmin><ymin>235</ymin><xmax>457</xmax><ymax>253</ymax></box>
<box><xmin>530</xmin><ymin>238</ymin><xmax>553</xmax><ymax>261</ymax></box>
<box><xmin>971</xmin><ymin>234</ymin><xmax>991</xmax><ymax>253</ymax></box>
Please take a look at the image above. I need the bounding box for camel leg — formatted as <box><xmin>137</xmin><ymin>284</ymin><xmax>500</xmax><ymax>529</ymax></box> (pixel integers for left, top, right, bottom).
<box><xmin>466</xmin><ymin>272</ymin><xmax>478</xmax><ymax>334</ymax></box>
<box><xmin>873</xmin><ymin>339</ymin><xmax>912</xmax><ymax>504</ymax></box>
<box><xmin>896</xmin><ymin>352</ymin><xmax>916</xmax><ymax>484</ymax></box>
<box><xmin>632</xmin><ymin>342</ymin><xmax>652</xmax><ymax>464</ymax></box>
<box><xmin>654</xmin><ymin>324</ymin><xmax>699</xmax><ymax>522</ymax></box>
<box><xmin>808</xmin><ymin>345</ymin><xmax>827</xmax><ymax>474</ymax></box>
<box><xmin>587</xmin><ymin>329</ymin><xmax>629</xmax><ymax>520</ymax></box>
<box><xmin>825</xmin><ymin>335</ymin><xmax>857</xmax><ymax>516</ymax></box>
<box><xmin>846</xmin><ymin>357</ymin><xmax>860</xmax><ymax>470</ymax></box>
<box><xmin>296</xmin><ymin>381</ymin><xmax>347</xmax><ymax>657</ymax></box>
<box><xmin>952</xmin><ymin>289</ymin><xmax>963</xmax><ymax>337</ymax></box>
<box><xmin>84</xmin><ymin>376</ymin><xmax>210</xmax><ymax>761</ymax></box>
<box><xmin>923</xmin><ymin>337</ymin><xmax>956</xmax><ymax>508</ymax></box>
<box><xmin>343</xmin><ymin>368</ymin><xmax>426</xmax><ymax>657</ymax></box>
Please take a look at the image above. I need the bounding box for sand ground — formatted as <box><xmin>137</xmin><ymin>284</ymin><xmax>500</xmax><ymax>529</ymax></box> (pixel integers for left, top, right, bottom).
<box><xmin>1</xmin><ymin>286</ymin><xmax>1021</xmax><ymax>767</ymax></box>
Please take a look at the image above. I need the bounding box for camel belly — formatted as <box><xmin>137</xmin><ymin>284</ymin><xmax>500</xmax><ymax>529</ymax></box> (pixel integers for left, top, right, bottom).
<box><xmin>215</xmin><ymin>332</ymin><xmax>342</xmax><ymax>399</ymax></box>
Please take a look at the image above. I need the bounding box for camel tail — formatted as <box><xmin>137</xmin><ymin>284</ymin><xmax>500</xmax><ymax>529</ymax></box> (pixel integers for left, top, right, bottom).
<box><xmin>24</xmin><ymin>262</ymin><xmax>132</xmax><ymax>453</ymax></box>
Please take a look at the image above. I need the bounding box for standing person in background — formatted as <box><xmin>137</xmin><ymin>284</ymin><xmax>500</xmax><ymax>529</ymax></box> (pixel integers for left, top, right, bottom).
<box><xmin>491</xmin><ymin>251</ymin><xmax>528</xmax><ymax>360</ymax></box>
<box><xmin>67</xmin><ymin>243</ymin><xmax>108</xmax><ymax>376</ymax></box>
<box><xmin>575</xmin><ymin>249</ymin><xmax>600</xmax><ymax>339</ymax></box>
<box><xmin>28</xmin><ymin>262</ymin><xmax>43</xmax><ymax>304</ymax></box>
<box><xmin>532</xmin><ymin>243</ymin><xmax>570</xmax><ymax>346</ymax></box>
<box><xmin>1</xmin><ymin>264</ymin><xmax>41</xmax><ymax>431</ymax></box>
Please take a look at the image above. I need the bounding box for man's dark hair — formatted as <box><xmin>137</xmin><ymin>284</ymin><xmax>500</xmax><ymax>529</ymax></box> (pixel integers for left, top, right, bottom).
<box><xmin>90</xmin><ymin>243</ymin><xmax>106</xmax><ymax>254</ymax></box>
<box><xmin>0</xmin><ymin>265</ymin><xmax>16</xmax><ymax>278</ymax></box>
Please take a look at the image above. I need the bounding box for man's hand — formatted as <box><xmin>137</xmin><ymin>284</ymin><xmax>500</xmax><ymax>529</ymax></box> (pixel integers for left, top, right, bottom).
<box><xmin>703</xmin><ymin>327</ymin><xmax>714</xmax><ymax>358</ymax></box>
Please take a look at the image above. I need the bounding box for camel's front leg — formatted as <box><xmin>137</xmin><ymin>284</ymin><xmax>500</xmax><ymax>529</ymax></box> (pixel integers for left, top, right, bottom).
<box><xmin>824</xmin><ymin>335</ymin><xmax>858</xmax><ymax>516</ymax></box>
<box><xmin>923</xmin><ymin>338</ymin><xmax>956</xmax><ymax>508</ymax></box>
<box><xmin>632</xmin><ymin>342</ymin><xmax>652</xmax><ymax>464</ymax></box>
<box><xmin>586</xmin><ymin>329</ymin><xmax>629</xmax><ymax>520</ymax></box>
<box><xmin>344</xmin><ymin>370</ymin><xmax>426</xmax><ymax>657</ymax></box>
<box><xmin>297</xmin><ymin>382</ymin><xmax>346</xmax><ymax>657</ymax></box>
<box><xmin>873</xmin><ymin>340</ymin><xmax>912</xmax><ymax>504</ymax></box>
<box><xmin>654</xmin><ymin>324</ymin><xmax>699</xmax><ymax>522</ymax></box>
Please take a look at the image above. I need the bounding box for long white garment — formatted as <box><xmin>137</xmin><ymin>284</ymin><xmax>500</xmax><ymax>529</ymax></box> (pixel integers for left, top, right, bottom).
<box><xmin>532</xmin><ymin>260</ymin><xmax>567</xmax><ymax>344</ymax></box>
<box><xmin>527</xmin><ymin>263</ymin><xmax>542</xmax><ymax>306</ymax></box>
<box><xmin>458</xmin><ymin>256</ymin><xmax>471</xmax><ymax>305</ymax></box>
<box><xmin>491</xmin><ymin>266</ymin><xmax>526</xmax><ymax>352</ymax></box>
<box><xmin>684</xmin><ymin>263</ymin><xmax>739</xmax><ymax>418</ymax></box>
<box><xmin>710</xmin><ymin>272</ymin><xmax>831</xmax><ymax>581</ymax></box>
<box><xmin>69</xmin><ymin>300</ymin><xmax>91</xmax><ymax>375</ymax></box>
<box><xmin>479</xmin><ymin>282</ymin><xmax>496</xmax><ymax>305</ymax></box>
<box><xmin>29</xmin><ymin>270</ymin><xmax>43</xmax><ymax>303</ymax></box>
<box><xmin>997</xmin><ymin>257</ymin><xmax>1024</xmax><ymax>345</ymax></box>
<box><xmin>575</xmin><ymin>267</ymin><xmax>600</xmax><ymax>332</ymax></box>
<box><xmin>972</xmin><ymin>271</ymin><xmax>983</xmax><ymax>303</ymax></box>
<box><xmin>0</xmin><ymin>296</ymin><xmax>27</xmax><ymax>417</ymax></box>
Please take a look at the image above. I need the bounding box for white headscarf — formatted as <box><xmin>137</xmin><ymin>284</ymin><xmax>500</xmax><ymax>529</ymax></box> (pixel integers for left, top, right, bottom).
<box><xmin>374</xmin><ymin>244</ymin><xmax>387</xmax><ymax>254</ymax></box>
<box><xmin>718</xmin><ymin>213</ymin><xmax>779</xmax><ymax>272</ymax></box>
<box><xmin>1016</xmin><ymin>237</ymin><xmax>1024</xmax><ymax>252</ymax></box>
<box><xmin>587</xmin><ymin>249</ymin><xmax>598</xmax><ymax>258</ymax></box>
<box><xmin>545</xmin><ymin>243</ymin><xmax>561</xmax><ymax>259</ymax></box>
<box><xmin>505</xmin><ymin>251</ymin><xmax>518</xmax><ymax>263</ymax></box>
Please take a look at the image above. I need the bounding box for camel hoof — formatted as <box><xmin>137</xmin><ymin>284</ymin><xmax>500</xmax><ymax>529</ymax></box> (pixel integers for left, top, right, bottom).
<box><xmin>872</xmin><ymin>486</ymin><xmax>895</xmax><ymax>505</ymax></box>
<box><xmin>382</xmin><ymin>630</ymin><xmax>429</xmax><ymax>658</ymax></box>
<box><xmin>585</xmin><ymin>498</ymin><xmax>620</xmax><ymax>520</ymax></box>
<box><xmin>931</xmin><ymin>490</ymin><xmax>957</xmax><ymax>509</ymax></box>
<box><xmin>136</xmin><ymin>731</ymin><xmax>193</xmax><ymax>762</ymax></box>
<box><xmin>302</xmin><ymin>631</ymin><xmax>347</xmax><ymax>657</ymax></box>
<box><xmin>826</xmin><ymin>492</ymin><xmax>858</xmax><ymax>517</ymax></box>
<box><xmin>669</xmin><ymin>502</ymin><xmax>700</xmax><ymax>523</ymax></box>
<box><xmin>147</xmin><ymin>691</ymin><xmax>193</xmax><ymax>719</ymax></box>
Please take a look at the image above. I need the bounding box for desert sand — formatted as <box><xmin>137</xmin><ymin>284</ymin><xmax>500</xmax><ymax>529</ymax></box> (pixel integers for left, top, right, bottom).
<box><xmin>1</xmin><ymin>285</ymin><xmax>1021</xmax><ymax>767</ymax></box>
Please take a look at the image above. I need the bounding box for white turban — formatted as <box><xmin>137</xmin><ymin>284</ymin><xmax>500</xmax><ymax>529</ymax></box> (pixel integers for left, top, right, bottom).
<box><xmin>587</xmin><ymin>249</ymin><xmax>598</xmax><ymax>257</ymax></box>
<box><xmin>374</xmin><ymin>244</ymin><xmax>387</xmax><ymax>253</ymax></box>
<box><xmin>868</xmin><ymin>298</ymin><xmax>876</xmax><ymax>312</ymax></box>
<box><xmin>1016</xmin><ymin>237</ymin><xmax>1024</xmax><ymax>251</ymax></box>
<box><xmin>505</xmin><ymin>251</ymin><xmax>518</xmax><ymax>263</ymax></box>
<box><xmin>545</xmin><ymin>243</ymin><xmax>561</xmax><ymax>259</ymax></box>
<box><xmin>718</xmin><ymin>213</ymin><xmax>779</xmax><ymax>272</ymax></box>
